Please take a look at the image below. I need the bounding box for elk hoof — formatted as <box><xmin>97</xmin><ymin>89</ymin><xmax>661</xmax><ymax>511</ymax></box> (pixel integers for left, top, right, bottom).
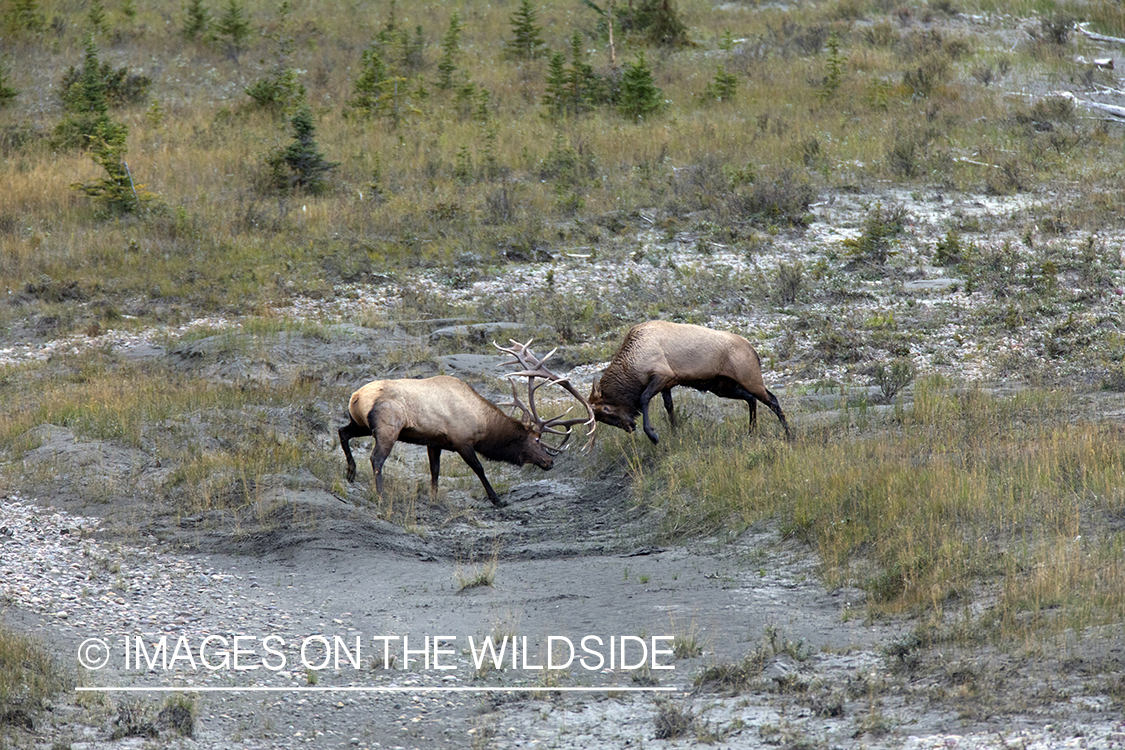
<box><xmin>345</xmin><ymin>466</ymin><xmax>356</xmax><ymax>483</ymax></box>
<box><xmin>490</xmin><ymin>497</ymin><xmax>508</xmax><ymax>508</ymax></box>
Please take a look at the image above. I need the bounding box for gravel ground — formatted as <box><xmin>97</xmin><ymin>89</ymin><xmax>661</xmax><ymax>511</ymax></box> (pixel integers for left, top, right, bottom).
<box><xmin>4</xmin><ymin>489</ymin><xmax>1125</xmax><ymax>750</ymax></box>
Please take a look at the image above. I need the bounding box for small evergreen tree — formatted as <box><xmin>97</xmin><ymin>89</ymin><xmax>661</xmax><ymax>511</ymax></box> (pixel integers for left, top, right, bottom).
<box><xmin>454</xmin><ymin>74</ymin><xmax>477</xmax><ymax>119</ymax></box>
<box><xmin>636</xmin><ymin>0</ymin><xmax>690</xmax><ymax>48</ymax></box>
<box><xmin>565</xmin><ymin>31</ymin><xmax>604</xmax><ymax>114</ymax></box>
<box><xmin>87</xmin><ymin>0</ymin><xmax>107</xmax><ymax>33</ymax></box>
<box><xmin>395</xmin><ymin>25</ymin><xmax>425</xmax><ymax>73</ymax></box>
<box><xmin>0</xmin><ymin>58</ymin><xmax>18</xmax><ymax>108</ymax></box>
<box><xmin>182</xmin><ymin>0</ymin><xmax>211</xmax><ymax>40</ymax></box>
<box><xmin>542</xmin><ymin>51</ymin><xmax>569</xmax><ymax>119</ymax></box>
<box><xmin>5</xmin><ymin>0</ymin><xmax>46</xmax><ymax>35</ymax></box>
<box><xmin>71</xmin><ymin>119</ymin><xmax>155</xmax><ymax>215</ymax></box>
<box><xmin>436</xmin><ymin>11</ymin><xmax>461</xmax><ymax>90</ymax></box>
<box><xmin>504</xmin><ymin>0</ymin><xmax>546</xmax><ymax>60</ymax></box>
<box><xmin>543</xmin><ymin>33</ymin><xmax>604</xmax><ymax>120</ymax></box>
<box><xmin>53</xmin><ymin>35</ymin><xmax>129</xmax><ymax>149</ymax></box>
<box><xmin>819</xmin><ymin>31</ymin><xmax>845</xmax><ymax>101</ymax></box>
<box><xmin>122</xmin><ymin>0</ymin><xmax>138</xmax><ymax>21</ymax></box>
<box><xmin>59</xmin><ymin>58</ymin><xmax>152</xmax><ymax>108</ymax></box>
<box><xmin>245</xmin><ymin>67</ymin><xmax>305</xmax><ymax>113</ymax></box>
<box><xmin>265</xmin><ymin>105</ymin><xmax>339</xmax><ymax>193</ymax></box>
<box><xmin>702</xmin><ymin>65</ymin><xmax>738</xmax><ymax>102</ymax></box>
<box><xmin>245</xmin><ymin>1</ymin><xmax>305</xmax><ymax>114</ymax></box>
<box><xmin>617</xmin><ymin>53</ymin><xmax>663</xmax><ymax>120</ymax></box>
<box><xmin>346</xmin><ymin>44</ymin><xmax>419</xmax><ymax>126</ymax></box>
<box><xmin>347</xmin><ymin>45</ymin><xmax>391</xmax><ymax>115</ymax></box>
<box><xmin>215</xmin><ymin>0</ymin><xmax>251</xmax><ymax>59</ymax></box>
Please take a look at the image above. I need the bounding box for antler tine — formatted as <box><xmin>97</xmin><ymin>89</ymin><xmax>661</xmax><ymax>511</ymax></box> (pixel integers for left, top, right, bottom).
<box><xmin>540</xmin><ymin>377</ymin><xmax>597</xmax><ymax>450</ymax></box>
<box><xmin>494</xmin><ymin>338</ymin><xmax>597</xmax><ymax>451</ymax></box>
<box><xmin>503</xmin><ymin>378</ymin><xmax>534</xmax><ymax>423</ymax></box>
<box><xmin>493</xmin><ymin>338</ymin><xmax>542</xmax><ymax>370</ymax></box>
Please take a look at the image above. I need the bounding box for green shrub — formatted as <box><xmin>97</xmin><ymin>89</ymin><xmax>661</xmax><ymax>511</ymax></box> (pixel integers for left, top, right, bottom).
<box><xmin>245</xmin><ymin>67</ymin><xmax>306</xmax><ymax>114</ymax></box>
<box><xmin>843</xmin><ymin>203</ymin><xmax>908</xmax><ymax>268</ymax></box>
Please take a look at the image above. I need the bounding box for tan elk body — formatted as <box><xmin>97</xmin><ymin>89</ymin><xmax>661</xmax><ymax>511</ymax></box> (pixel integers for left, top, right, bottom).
<box><xmin>589</xmin><ymin>320</ymin><xmax>791</xmax><ymax>443</ymax></box>
<box><xmin>339</xmin><ymin>343</ymin><xmax>593</xmax><ymax>507</ymax></box>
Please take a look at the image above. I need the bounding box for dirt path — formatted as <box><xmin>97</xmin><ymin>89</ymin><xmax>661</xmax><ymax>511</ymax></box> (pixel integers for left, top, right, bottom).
<box><xmin>5</xmin><ymin>462</ymin><xmax>1124</xmax><ymax>749</ymax></box>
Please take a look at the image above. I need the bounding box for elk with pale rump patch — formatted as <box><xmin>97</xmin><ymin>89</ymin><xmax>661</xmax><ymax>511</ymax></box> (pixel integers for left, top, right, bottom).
<box><xmin>588</xmin><ymin>320</ymin><xmax>791</xmax><ymax>443</ymax></box>
<box><xmin>339</xmin><ymin>340</ymin><xmax>594</xmax><ymax>507</ymax></box>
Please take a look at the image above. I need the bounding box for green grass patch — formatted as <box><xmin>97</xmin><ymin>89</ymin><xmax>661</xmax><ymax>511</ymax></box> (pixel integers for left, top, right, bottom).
<box><xmin>0</xmin><ymin>627</ymin><xmax>69</xmax><ymax>725</ymax></box>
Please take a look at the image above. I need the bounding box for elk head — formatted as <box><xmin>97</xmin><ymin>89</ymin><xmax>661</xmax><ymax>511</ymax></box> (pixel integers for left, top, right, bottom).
<box><xmin>588</xmin><ymin>373</ymin><xmax>637</xmax><ymax>433</ymax></box>
<box><xmin>494</xmin><ymin>339</ymin><xmax>597</xmax><ymax>453</ymax></box>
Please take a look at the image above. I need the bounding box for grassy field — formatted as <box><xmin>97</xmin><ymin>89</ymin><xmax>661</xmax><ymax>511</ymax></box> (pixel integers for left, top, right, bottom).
<box><xmin>3</xmin><ymin>0</ymin><xmax>1125</xmax><ymax>719</ymax></box>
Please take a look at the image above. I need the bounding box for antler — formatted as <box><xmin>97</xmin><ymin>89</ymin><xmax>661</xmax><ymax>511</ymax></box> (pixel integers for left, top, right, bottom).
<box><xmin>494</xmin><ymin>338</ymin><xmax>596</xmax><ymax>450</ymax></box>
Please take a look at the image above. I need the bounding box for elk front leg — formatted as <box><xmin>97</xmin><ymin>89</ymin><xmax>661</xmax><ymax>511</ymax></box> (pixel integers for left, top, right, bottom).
<box><xmin>427</xmin><ymin>446</ymin><xmax>442</xmax><ymax>495</ymax></box>
<box><xmin>457</xmin><ymin>448</ymin><xmax>504</xmax><ymax>507</ymax></box>
<box><xmin>639</xmin><ymin>376</ymin><xmax>672</xmax><ymax>444</ymax></box>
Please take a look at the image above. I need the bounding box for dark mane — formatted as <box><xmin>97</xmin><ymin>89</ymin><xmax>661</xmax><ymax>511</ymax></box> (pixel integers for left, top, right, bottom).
<box><xmin>475</xmin><ymin>411</ymin><xmax>533</xmax><ymax>464</ymax></box>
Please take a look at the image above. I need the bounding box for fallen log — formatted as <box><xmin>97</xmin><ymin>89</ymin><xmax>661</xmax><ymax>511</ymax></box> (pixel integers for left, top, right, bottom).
<box><xmin>1076</xmin><ymin>23</ymin><xmax>1125</xmax><ymax>46</ymax></box>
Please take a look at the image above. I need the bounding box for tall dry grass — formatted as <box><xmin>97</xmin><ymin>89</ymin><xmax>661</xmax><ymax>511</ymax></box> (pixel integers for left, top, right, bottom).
<box><xmin>610</xmin><ymin>379</ymin><xmax>1125</xmax><ymax>640</ymax></box>
<box><xmin>4</xmin><ymin>0</ymin><xmax>1124</xmax><ymax>327</ymax></box>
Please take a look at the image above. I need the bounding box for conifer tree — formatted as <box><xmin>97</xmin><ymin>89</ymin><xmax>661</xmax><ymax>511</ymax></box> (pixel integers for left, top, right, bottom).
<box><xmin>542</xmin><ymin>51</ymin><xmax>568</xmax><ymax>119</ymax></box>
<box><xmin>347</xmin><ymin>45</ymin><xmax>391</xmax><ymax>115</ymax></box>
<box><xmin>245</xmin><ymin>1</ymin><xmax>305</xmax><ymax>114</ymax></box>
<box><xmin>504</xmin><ymin>0</ymin><xmax>546</xmax><ymax>60</ymax></box>
<box><xmin>182</xmin><ymin>0</ymin><xmax>211</xmax><ymax>40</ymax></box>
<box><xmin>53</xmin><ymin>35</ymin><xmax>128</xmax><ymax>149</ymax></box>
<box><xmin>396</xmin><ymin>25</ymin><xmax>425</xmax><ymax>73</ymax></box>
<box><xmin>543</xmin><ymin>34</ymin><xmax>604</xmax><ymax>120</ymax></box>
<box><xmin>641</xmin><ymin>0</ymin><xmax>690</xmax><ymax>48</ymax></box>
<box><xmin>617</xmin><ymin>52</ymin><xmax>663</xmax><ymax>120</ymax></box>
<box><xmin>87</xmin><ymin>0</ymin><xmax>107</xmax><ymax>34</ymax></box>
<box><xmin>71</xmin><ymin>119</ymin><xmax>154</xmax><ymax>215</ymax></box>
<box><xmin>5</xmin><ymin>0</ymin><xmax>46</xmax><ymax>35</ymax></box>
<box><xmin>436</xmin><ymin>12</ymin><xmax>461</xmax><ymax>90</ymax></box>
<box><xmin>0</xmin><ymin>58</ymin><xmax>18</xmax><ymax>108</ymax></box>
<box><xmin>565</xmin><ymin>31</ymin><xmax>603</xmax><ymax>115</ymax></box>
<box><xmin>702</xmin><ymin>65</ymin><xmax>738</xmax><ymax>102</ymax></box>
<box><xmin>215</xmin><ymin>0</ymin><xmax>251</xmax><ymax>58</ymax></box>
<box><xmin>266</xmin><ymin>105</ymin><xmax>339</xmax><ymax>193</ymax></box>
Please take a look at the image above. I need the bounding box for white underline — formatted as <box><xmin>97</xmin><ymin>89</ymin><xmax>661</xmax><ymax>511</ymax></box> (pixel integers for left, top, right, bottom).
<box><xmin>76</xmin><ymin>686</ymin><xmax>678</xmax><ymax>693</ymax></box>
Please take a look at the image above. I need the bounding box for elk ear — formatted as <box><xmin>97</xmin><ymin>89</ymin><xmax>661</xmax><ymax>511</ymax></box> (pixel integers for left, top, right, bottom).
<box><xmin>589</xmin><ymin>374</ymin><xmax>601</xmax><ymax>399</ymax></box>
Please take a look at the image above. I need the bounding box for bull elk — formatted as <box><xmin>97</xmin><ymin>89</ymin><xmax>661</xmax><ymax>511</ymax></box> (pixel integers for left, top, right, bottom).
<box><xmin>338</xmin><ymin>340</ymin><xmax>594</xmax><ymax>507</ymax></box>
<box><xmin>588</xmin><ymin>320</ymin><xmax>791</xmax><ymax>443</ymax></box>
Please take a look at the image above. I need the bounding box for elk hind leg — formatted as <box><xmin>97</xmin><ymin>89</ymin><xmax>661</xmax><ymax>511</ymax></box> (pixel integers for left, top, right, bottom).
<box><xmin>339</xmin><ymin>419</ymin><xmax>371</xmax><ymax>483</ymax></box>
<box><xmin>661</xmin><ymin>389</ymin><xmax>676</xmax><ymax>431</ymax></box>
<box><xmin>368</xmin><ymin>409</ymin><xmax>404</xmax><ymax>497</ymax></box>
<box><xmin>733</xmin><ymin>384</ymin><xmax>791</xmax><ymax>439</ymax></box>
